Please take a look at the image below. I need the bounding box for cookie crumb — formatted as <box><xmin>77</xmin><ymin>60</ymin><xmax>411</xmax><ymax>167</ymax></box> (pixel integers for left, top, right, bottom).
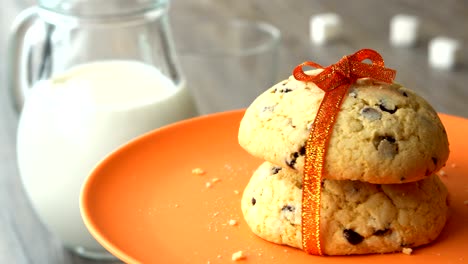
<box><xmin>192</xmin><ymin>168</ymin><xmax>206</xmax><ymax>175</ymax></box>
<box><xmin>211</xmin><ymin>178</ymin><xmax>221</xmax><ymax>183</ymax></box>
<box><xmin>228</xmin><ymin>219</ymin><xmax>238</xmax><ymax>226</ymax></box>
<box><xmin>234</xmin><ymin>190</ymin><xmax>240</xmax><ymax>195</ymax></box>
<box><xmin>231</xmin><ymin>251</ymin><xmax>246</xmax><ymax>261</ymax></box>
<box><xmin>439</xmin><ymin>170</ymin><xmax>447</xmax><ymax>177</ymax></box>
<box><xmin>205</xmin><ymin>182</ymin><xmax>212</xmax><ymax>188</ymax></box>
<box><xmin>451</xmin><ymin>163</ymin><xmax>457</xmax><ymax>168</ymax></box>
<box><xmin>402</xmin><ymin>247</ymin><xmax>413</xmax><ymax>255</ymax></box>
<box><xmin>213</xmin><ymin>212</ymin><xmax>219</xmax><ymax>217</ymax></box>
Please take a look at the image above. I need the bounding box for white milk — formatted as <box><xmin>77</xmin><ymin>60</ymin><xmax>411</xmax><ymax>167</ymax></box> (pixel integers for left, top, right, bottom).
<box><xmin>17</xmin><ymin>60</ymin><xmax>197</xmax><ymax>256</ymax></box>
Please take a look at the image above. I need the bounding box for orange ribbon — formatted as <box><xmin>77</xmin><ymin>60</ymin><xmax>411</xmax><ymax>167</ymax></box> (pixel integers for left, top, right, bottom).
<box><xmin>293</xmin><ymin>49</ymin><xmax>396</xmax><ymax>255</ymax></box>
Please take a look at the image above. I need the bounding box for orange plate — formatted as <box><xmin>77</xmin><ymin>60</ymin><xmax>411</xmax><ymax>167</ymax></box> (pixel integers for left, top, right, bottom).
<box><xmin>80</xmin><ymin>110</ymin><xmax>468</xmax><ymax>264</ymax></box>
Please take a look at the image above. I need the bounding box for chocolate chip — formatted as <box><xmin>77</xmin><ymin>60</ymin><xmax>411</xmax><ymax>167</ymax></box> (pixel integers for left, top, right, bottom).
<box><xmin>373</xmin><ymin>135</ymin><xmax>398</xmax><ymax>158</ymax></box>
<box><xmin>281</xmin><ymin>205</ymin><xmax>295</xmax><ymax>212</ymax></box>
<box><xmin>432</xmin><ymin>157</ymin><xmax>438</xmax><ymax>166</ymax></box>
<box><xmin>378</xmin><ymin>99</ymin><xmax>397</xmax><ymax>114</ymax></box>
<box><xmin>360</xmin><ymin>107</ymin><xmax>382</xmax><ymax>121</ymax></box>
<box><xmin>273</xmin><ymin>86</ymin><xmax>293</xmax><ymax>93</ymax></box>
<box><xmin>251</xmin><ymin>197</ymin><xmax>256</xmax><ymax>206</ymax></box>
<box><xmin>349</xmin><ymin>89</ymin><xmax>358</xmax><ymax>98</ymax></box>
<box><xmin>281</xmin><ymin>204</ymin><xmax>297</xmax><ymax>223</ymax></box>
<box><xmin>343</xmin><ymin>229</ymin><xmax>364</xmax><ymax>245</ymax></box>
<box><xmin>398</xmin><ymin>88</ymin><xmax>409</xmax><ymax>97</ymax></box>
<box><xmin>299</xmin><ymin>146</ymin><xmax>306</xmax><ymax>156</ymax></box>
<box><xmin>373</xmin><ymin>228</ymin><xmax>391</xmax><ymax>236</ymax></box>
<box><xmin>288</xmin><ymin>118</ymin><xmax>296</xmax><ymax>128</ymax></box>
<box><xmin>272</xmin><ymin>82</ymin><xmax>287</xmax><ymax>93</ymax></box>
<box><xmin>262</xmin><ymin>105</ymin><xmax>275</xmax><ymax>112</ymax></box>
<box><xmin>286</xmin><ymin>152</ymin><xmax>300</xmax><ymax>169</ymax></box>
<box><xmin>271</xmin><ymin>166</ymin><xmax>282</xmax><ymax>175</ymax></box>
<box><xmin>286</xmin><ymin>145</ymin><xmax>307</xmax><ymax>169</ymax></box>
<box><xmin>379</xmin><ymin>104</ymin><xmax>397</xmax><ymax>114</ymax></box>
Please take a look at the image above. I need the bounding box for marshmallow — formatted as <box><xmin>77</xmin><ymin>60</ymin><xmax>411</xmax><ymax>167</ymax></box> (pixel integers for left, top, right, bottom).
<box><xmin>310</xmin><ymin>13</ymin><xmax>342</xmax><ymax>45</ymax></box>
<box><xmin>428</xmin><ymin>37</ymin><xmax>461</xmax><ymax>69</ymax></box>
<box><xmin>389</xmin><ymin>14</ymin><xmax>420</xmax><ymax>47</ymax></box>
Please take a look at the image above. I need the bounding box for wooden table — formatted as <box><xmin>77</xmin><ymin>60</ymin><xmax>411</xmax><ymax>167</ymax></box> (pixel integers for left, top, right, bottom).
<box><xmin>1</xmin><ymin>0</ymin><xmax>466</xmax><ymax>263</ymax></box>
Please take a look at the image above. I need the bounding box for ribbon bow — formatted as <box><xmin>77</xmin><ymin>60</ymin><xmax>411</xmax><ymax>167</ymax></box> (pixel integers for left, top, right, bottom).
<box><xmin>293</xmin><ymin>49</ymin><xmax>396</xmax><ymax>255</ymax></box>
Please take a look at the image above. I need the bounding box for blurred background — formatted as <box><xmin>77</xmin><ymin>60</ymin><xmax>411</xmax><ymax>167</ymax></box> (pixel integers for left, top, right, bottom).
<box><xmin>1</xmin><ymin>0</ymin><xmax>467</xmax><ymax>263</ymax></box>
<box><xmin>3</xmin><ymin>0</ymin><xmax>468</xmax><ymax>117</ymax></box>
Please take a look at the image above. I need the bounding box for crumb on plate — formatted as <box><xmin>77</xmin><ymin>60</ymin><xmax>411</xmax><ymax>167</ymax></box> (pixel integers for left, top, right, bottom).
<box><xmin>192</xmin><ymin>168</ymin><xmax>206</xmax><ymax>175</ymax></box>
<box><xmin>402</xmin><ymin>247</ymin><xmax>413</xmax><ymax>255</ymax></box>
<box><xmin>232</xmin><ymin>250</ymin><xmax>246</xmax><ymax>261</ymax></box>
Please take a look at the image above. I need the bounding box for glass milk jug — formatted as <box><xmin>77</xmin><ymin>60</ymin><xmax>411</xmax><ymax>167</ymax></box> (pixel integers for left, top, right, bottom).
<box><xmin>10</xmin><ymin>0</ymin><xmax>197</xmax><ymax>259</ymax></box>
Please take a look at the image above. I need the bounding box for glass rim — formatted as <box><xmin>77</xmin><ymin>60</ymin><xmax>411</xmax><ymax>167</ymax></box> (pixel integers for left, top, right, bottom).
<box><xmin>175</xmin><ymin>19</ymin><xmax>281</xmax><ymax>58</ymax></box>
<box><xmin>37</xmin><ymin>0</ymin><xmax>168</xmax><ymax>18</ymax></box>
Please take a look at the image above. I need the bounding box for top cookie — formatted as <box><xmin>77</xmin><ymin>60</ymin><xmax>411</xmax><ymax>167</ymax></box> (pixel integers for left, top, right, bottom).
<box><xmin>238</xmin><ymin>70</ymin><xmax>449</xmax><ymax>184</ymax></box>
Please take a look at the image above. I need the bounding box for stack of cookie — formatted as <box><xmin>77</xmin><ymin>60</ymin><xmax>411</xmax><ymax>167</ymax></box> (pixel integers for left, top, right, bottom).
<box><xmin>238</xmin><ymin>70</ymin><xmax>450</xmax><ymax>255</ymax></box>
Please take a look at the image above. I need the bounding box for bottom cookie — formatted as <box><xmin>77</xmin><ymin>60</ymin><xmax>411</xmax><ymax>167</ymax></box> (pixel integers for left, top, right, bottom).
<box><xmin>241</xmin><ymin>161</ymin><xmax>449</xmax><ymax>255</ymax></box>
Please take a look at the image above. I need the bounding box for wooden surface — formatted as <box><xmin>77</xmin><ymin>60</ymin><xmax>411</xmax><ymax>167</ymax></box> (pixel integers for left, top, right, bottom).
<box><xmin>0</xmin><ymin>0</ymin><xmax>467</xmax><ymax>263</ymax></box>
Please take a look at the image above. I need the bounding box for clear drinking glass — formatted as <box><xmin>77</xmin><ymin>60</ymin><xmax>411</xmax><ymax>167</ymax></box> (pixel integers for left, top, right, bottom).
<box><xmin>10</xmin><ymin>0</ymin><xmax>197</xmax><ymax>259</ymax></box>
<box><xmin>172</xmin><ymin>16</ymin><xmax>281</xmax><ymax>114</ymax></box>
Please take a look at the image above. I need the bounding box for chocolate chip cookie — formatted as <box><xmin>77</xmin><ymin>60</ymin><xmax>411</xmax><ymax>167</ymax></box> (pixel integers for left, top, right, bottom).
<box><xmin>238</xmin><ymin>70</ymin><xmax>449</xmax><ymax>184</ymax></box>
<box><xmin>241</xmin><ymin>161</ymin><xmax>449</xmax><ymax>255</ymax></box>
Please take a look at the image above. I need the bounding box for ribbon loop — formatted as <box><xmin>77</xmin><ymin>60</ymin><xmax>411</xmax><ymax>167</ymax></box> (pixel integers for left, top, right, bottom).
<box><xmin>294</xmin><ymin>49</ymin><xmax>396</xmax><ymax>255</ymax></box>
<box><xmin>293</xmin><ymin>49</ymin><xmax>396</xmax><ymax>93</ymax></box>
<box><xmin>348</xmin><ymin>48</ymin><xmax>384</xmax><ymax>67</ymax></box>
<box><xmin>292</xmin><ymin>61</ymin><xmax>324</xmax><ymax>82</ymax></box>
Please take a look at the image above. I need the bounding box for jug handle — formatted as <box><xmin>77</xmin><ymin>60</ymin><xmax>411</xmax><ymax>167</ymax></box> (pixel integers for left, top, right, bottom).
<box><xmin>8</xmin><ymin>6</ymin><xmax>40</xmax><ymax>113</ymax></box>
